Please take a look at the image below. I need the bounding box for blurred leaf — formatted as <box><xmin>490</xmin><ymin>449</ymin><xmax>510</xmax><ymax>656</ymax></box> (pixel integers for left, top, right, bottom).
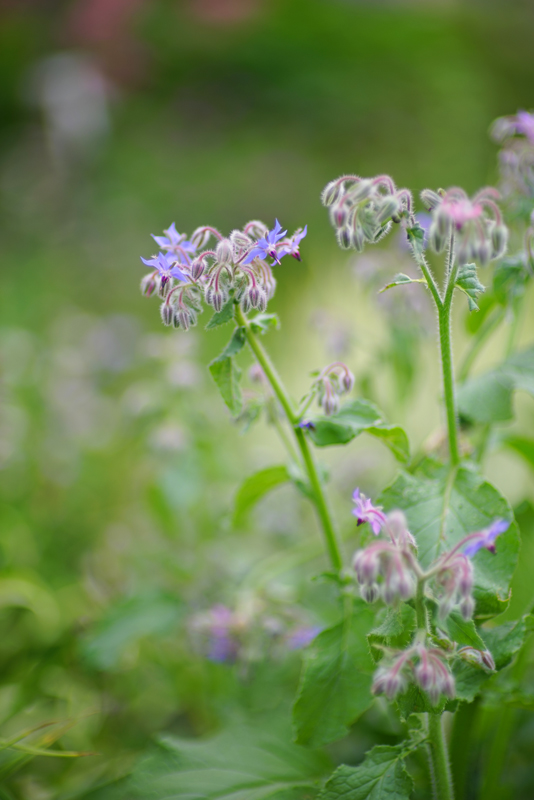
<box><xmin>220</xmin><ymin>327</ymin><xmax>247</xmax><ymax>358</ymax></box>
<box><xmin>380</xmin><ymin>462</ymin><xmax>520</xmax><ymax>617</ymax></box>
<box><xmin>81</xmin><ymin>592</ymin><xmax>183</xmax><ymax>670</ymax></box>
<box><xmin>126</xmin><ymin>721</ymin><xmax>331</xmax><ymax>800</ymax></box>
<box><xmin>293</xmin><ymin>599</ymin><xmax>376</xmax><ymax>747</ymax></box>
<box><xmin>493</xmin><ymin>255</ymin><xmax>530</xmax><ymax>306</ymax></box>
<box><xmin>233</xmin><ymin>465</ymin><xmax>290</xmax><ymax>528</ymax></box>
<box><xmin>318</xmin><ymin>743</ymin><xmax>419</xmax><ymax>800</ymax></box>
<box><xmin>368</xmin><ymin>605</ymin><xmax>416</xmax><ymax>658</ymax></box>
<box><xmin>379</xmin><ymin>273</ymin><xmax>427</xmax><ymax>292</ymax></box>
<box><xmin>439</xmin><ymin>610</ymin><xmax>486</xmax><ymax>650</ymax></box>
<box><xmin>305</xmin><ymin>400</ymin><xmax>409</xmax><ymax>462</ymax></box>
<box><xmin>455</xmin><ymin>262</ymin><xmax>485</xmax><ymax>311</ymax></box>
<box><xmin>209</xmin><ymin>356</ymin><xmax>243</xmax><ymax>416</ymax></box>
<box><xmin>0</xmin><ymin>577</ymin><xmax>59</xmax><ymax>636</ymax></box>
<box><xmin>288</xmin><ymin>461</ymin><xmax>329</xmax><ymax>500</ymax></box>
<box><xmin>502</xmin><ymin>435</ymin><xmax>534</xmax><ymax>470</ymax></box>
<box><xmin>249</xmin><ymin>313</ymin><xmax>281</xmax><ymax>334</ymax></box>
<box><xmin>458</xmin><ymin>344</ymin><xmax>534</xmax><ymax>425</ymax></box>
<box><xmin>206</xmin><ymin>298</ymin><xmax>235</xmax><ymax>329</ymax></box>
<box><xmin>406</xmin><ymin>222</ymin><xmax>426</xmax><ymax>257</ymax></box>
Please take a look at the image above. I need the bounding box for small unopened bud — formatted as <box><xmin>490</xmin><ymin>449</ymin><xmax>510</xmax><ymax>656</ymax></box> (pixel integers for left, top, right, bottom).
<box><xmin>481</xmin><ymin>650</ymin><xmax>496</xmax><ymax>671</ymax></box>
<box><xmin>429</xmin><ymin>224</ymin><xmax>446</xmax><ymax>254</ymax></box>
<box><xmin>491</xmin><ymin>224</ymin><xmax>508</xmax><ymax>258</ymax></box>
<box><xmin>342</xmin><ymin>370</ymin><xmax>355</xmax><ymax>393</ymax></box>
<box><xmin>352</xmin><ymin>224</ymin><xmax>366</xmax><ymax>252</ymax></box>
<box><xmin>436</xmin><ymin>207</ymin><xmax>451</xmax><ymax>237</ymax></box>
<box><xmin>158</xmin><ymin>276</ymin><xmax>171</xmax><ymax>298</ymax></box>
<box><xmin>361</xmin><ymin>583</ymin><xmax>380</xmax><ymax>603</ymax></box>
<box><xmin>230</xmin><ymin>229</ymin><xmax>252</xmax><ymax>249</ymax></box>
<box><xmin>245</xmin><ymin>220</ymin><xmax>269</xmax><ymax>238</ymax></box>
<box><xmin>321</xmin><ymin>180</ymin><xmax>344</xmax><ymax>207</ymax></box>
<box><xmin>476</xmin><ymin>239</ymin><xmax>491</xmax><ymax>266</ymax></box>
<box><xmin>337</xmin><ymin>226</ymin><xmax>353</xmax><ymax>250</ymax></box>
<box><xmin>331</xmin><ymin>203</ymin><xmax>349</xmax><ymax>229</ymax></box>
<box><xmin>459</xmin><ymin>596</ymin><xmax>475</xmax><ymax>620</ymax></box>
<box><xmin>415</xmin><ymin>659</ymin><xmax>434</xmax><ymax>691</ymax></box>
<box><xmin>191</xmin><ymin>226</ymin><xmax>212</xmax><ymax>249</ymax></box>
<box><xmin>177</xmin><ymin>310</ymin><xmax>191</xmax><ymax>330</ymax></box>
<box><xmin>420</xmin><ymin>189</ymin><xmax>442</xmax><ymax>210</ymax></box>
<box><xmin>141</xmin><ymin>273</ymin><xmax>158</xmax><ymax>297</ymax></box>
<box><xmin>191</xmin><ymin>257</ymin><xmax>207</xmax><ymax>280</ymax></box>
<box><xmin>160</xmin><ymin>302</ymin><xmax>174</xmax><ymax>326</ymax></box>
<box><xmin>376</xmin><ymin>196</ymin><xmax>400</xmax><ymax>225</ymax></box>
<box><xmin>216</xmin><ymin>239</ymin><xmax>234</xmax><ymax>264</ymax></box>
<box><xmin>240</xmin><ymin>293</ymin><xmax>252</xmax><ymax>314</ymax></box>
<box><xmin>321</xmin><ymin>388</ymin><xmax>340</xmax><ymax>416</ymax></box>
<box><xmin>212</xmin><ymin>291</ymin><xmax>224</xmax><ymax>312</ymax></box>
<box><xmin>348</xmin><ymin>179</ymin><xmax>373</xmax><ymax>203</ymax></box>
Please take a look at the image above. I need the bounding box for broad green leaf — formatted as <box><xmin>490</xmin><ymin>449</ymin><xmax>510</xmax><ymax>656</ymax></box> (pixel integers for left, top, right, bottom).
<box><xmin>440</xmin><ymin>610</ymin><xmax>485</xmax><ymax>650</ymax></box>
<box><xmin>209</xmin><ymin>356</ymin><xmax>243</xmax><ymax>416</ymax></box>
<box><xmin>249</xmin><ymin>313</ymin><xmax>280</xmax><ymax>334</ymax></box>
<box><xmin>458</xmin><ymin>344</ymin><xmax>534</xmax><ymax>425</ymax></box>
<box><xmin>455</xmin><ymin>262</ymin><xmax>485</xmax><ymax>311</ymax></box>
<box><xmin>406</xmin><ymin>222</ymin><xmax>426</xmax><ymax>257</ymax></box>
<box><xmin>219</xmin><ymin>326</ymin><xmax>247</xmax><ymax>358</ymax></box>
<box><xmin>305</xmin><ymin>400</ymin><xmax>409</xmax><ymax>463</ymax></box>
<box><xmin>81</xmin><ymin>592</ymin><xmax>182</xmax><ymax>670</ymax></box>
<box><xmin>380</xmin><ymin>462</ymin><xmax>520</xmax><ymax>616</ymax></box>
<box><xmin>126</xmin><ymin>721</ymin><xmax>331</xmax><ymax>800</ymax></box>
<box><xmin>233</xmin><ymin>465</ymin><xmax>290</xmax><ymax>528</ymax></box>
<box><xmin>493</xmin><ymin>255</ymin><xmax>529</xmax><ymax>306</ymax></box>
<box><xmin>318</xmin><ymin>745</ymin><xmax>414</xmax><ymax>800</ymax></box>
<box><xmin>293</xmin><ymin>600</ymin><xmax>376</xmax><ymax>747</ymax></box>
<box><xmin>379</xmin><ymin>273</ymin><xmax>427</xmax><ymax>293</ymax></box>
<box><xmin>397</xmin><ymin>684</ymin><xmax>448</xmax><ymax>717</ymax></box>
<box><xmin>368</xmin><ymin>605</ymin><xmax>416</xmax><ymax>658</ymax></box>
<box><xmin>503</xmin><ymin>435</ymin><xmax>534</xmax><ymax>470</ymax></box>
<box><xmin>206</xmin><ymin>298</ymin><xmax>235</xmax><ymax>329</ymax></box>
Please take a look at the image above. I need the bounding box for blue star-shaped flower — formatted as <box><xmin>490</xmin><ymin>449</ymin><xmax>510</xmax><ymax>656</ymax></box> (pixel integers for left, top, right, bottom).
<box><xmin>243</xmin><ymin>219</ymin><xmax>287</xmax><ymax>265</ymax></box>
<box><xmin>151</xmin><ymin>223</ymin><xmax>196</xmax><ymax>262</ymax></box>
<box><xmin>140</xmin><ymin>252</ymin><xmax>189</xmax><ymax>283</ymax></box>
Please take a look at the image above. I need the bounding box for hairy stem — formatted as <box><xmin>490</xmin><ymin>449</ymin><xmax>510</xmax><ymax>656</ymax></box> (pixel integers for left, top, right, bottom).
<box><xmin>438</xmin><ymin>235</ymin><xmax>461</xmax><ymax>466</ymax></box>
<box><xmin>427</xmin><ymin>713</ymin><xmax>455</xmax><ymax>800</ymax></box>
<box><xmin>415</xmin><ymin>579</ymin><xmax>428</xmax><ymax>630</ymax></box>
<box><xmin>234</xmin><ymin>304</ymin><xmax>344</xmax><ymax>572</ymax></box>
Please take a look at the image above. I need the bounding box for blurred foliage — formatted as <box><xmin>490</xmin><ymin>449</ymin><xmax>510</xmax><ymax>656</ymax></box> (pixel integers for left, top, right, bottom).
<box><xmin>0</xmin><ymin>0</ymin><xmax>533</xmax><ymax>797</ymax></box>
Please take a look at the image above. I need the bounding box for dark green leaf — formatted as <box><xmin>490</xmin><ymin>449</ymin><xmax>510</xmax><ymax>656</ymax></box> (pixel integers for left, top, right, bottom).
<box><xmin>233</xmin><ymin>465</ymin><xmax>290</xmax><ymax>528</ymax></box>
<box><xmin>455</xmin><ymin>263</ymin><xmax>485</xmax><ymax>311</ymax></box>
<box><xmin>397</xmin><ymin>684</ymin><xmax>448</xmax><ymax>717</ymax></box>
<box><xmin>205</xmin><ymin>298</ymin><xmax>235</xmax><ymax>329</ymax></box>
<box><xmin>458</xmin><ymin>344</ymin><xmax>534</xmax><ymax>425</ymax></box>
<box><xmin>318</xmin><ymin>745</ymin><xmax>414</xmax><ymax>800</ymax></box>
<box><xmin>305</xmin><ymin>400</ymin><xmax>409</xmax><ymax>463</ymax></box>
<box><xmin>440</xmin><ymin>610</ymin><xmax>485</xmax><ymax>650</ymax></box>
<box><xmin>380</xmin><ymin>462</ymin><xmax>520</xmax><ymax>617</ymax></box>
<box><xmin>127</xmin><ymin>720</ymin><xmax>331</xmax><ymax>800</ymax></box>
<box><xmin>209</xmin><ymin>331</ymin><xmax>246</xmax><ymax>417</ymax></box>
<box><xmin>249</xmin><ymin>313</ymin><xmax>280</xmax><ymax>334</ymax></box>
<box><xmin>406</xmin><ymin>222</ymin><xmax>426</xmax><ymax>258</ymax></box>
<box><xmin>293</xmin><ymin>600</ymin><xmax>376</xmax><ymax>747</ymax></box>
<box><xmin>368</xmin><ymin>605</ymin><xmax>416</xmax><ymax>658</ymax></box>
<box><xmin>219</xmin><ymin>326</ymin><xmax>247</xmax><ymax>358</ymax></box>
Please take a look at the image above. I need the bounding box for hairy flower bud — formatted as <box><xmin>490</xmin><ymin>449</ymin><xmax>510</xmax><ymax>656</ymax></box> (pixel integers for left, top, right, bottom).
<box><xmin>459</xmin><ymin>596</ymin><xmax>475</xmax><ymax>620</ymax></box>
<box><xmin>160</xmin><ymin>302</ymin><xmax>174</xmax><ymax>326</ymax></box>
<box><xmin>331</xmin><ymin>203</ymin><xmax>349</xmax><ymax>229</ymax></box>
<box><xmin>141</xmin><ymin>272</ymin><xmax>158</xmax><ymax>297</ymax></box>
<box><xmin>491</xmin><ymin>224</ymin><xmax>509</xmax><ymax>258</ymax></box>
<box><xmin>321</xmin><ymin>180</ymin><xmax>344</xmax><ymax>207</ymax></box>
<box><xmin>342</xmin><ymin>370</ymin><xmax>355</xmax><ymax>393</ymax></box>
<box><xmin>337</xmin><ymin>226</ymin><xmax>353</xmax><ymax>250</ymax></box>
<box><xmin>420</xmin><ymin>189</ymin><xmax>442</xmax><ymax>210</ymax></box>
<box><xmin>348</xmin><ymin>179</ymin><xmax>373</xmax><ymax>203</ymax></box>
<box><xmin>191</xmin><ymin>257</ymin><xmax>207</xmax><ymax>280</ymax></box>
<box><xmin>376</xmin><ymin>196</ymin><xmax>400</xmax><ymax>225</ymax></box>
<box><xmin>211</xmin><ymin>291</ymin><xmax>224</xmax><ymax>312</ymax></box>
<box><xmin>361</xmin><ymin>583</ymin><xmax>380</xmax><ymax>603</ymax></box>
<box><xmin>429</xmin><ymin>224</ymin><xmax>447</xmax><ymax>254</ymax></box>
<box><xmin>216</xmin><ymin>238</ymin><xmax>234</xmax><ymax>264</ymax></box>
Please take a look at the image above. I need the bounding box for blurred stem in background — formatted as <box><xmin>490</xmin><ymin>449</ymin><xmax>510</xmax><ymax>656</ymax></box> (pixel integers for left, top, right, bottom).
<box><xmin>234</xmin><ymin>304</ymin><xmax>344</xmax><ymax>572</ymax></box>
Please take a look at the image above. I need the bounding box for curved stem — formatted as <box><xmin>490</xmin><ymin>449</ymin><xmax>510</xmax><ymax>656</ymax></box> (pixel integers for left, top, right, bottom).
<box><xmin>234</xmin><ymin>304</ymin><xmax>344</xmax><ymax>572</ymax></box>
<box><xmin>427</xmin><ymin>713</ymin><xmax>455</xmax><ymax>800</ymax></box>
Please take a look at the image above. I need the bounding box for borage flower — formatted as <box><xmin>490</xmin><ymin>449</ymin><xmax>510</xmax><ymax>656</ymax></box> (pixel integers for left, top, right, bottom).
<box><xmin>278</xmin><ymin>225</ymin><xmax>308</xmax><ymax>261</ymax></box>
<box><xmin>152</xmin><ymin>223</ymin><xmax>196</xmax><ymax>262</ymax></box>
<box><xmin>243</xmin><ymin>220</ymin><xmax>288</xmax><ymax>265</ymax></box>
<box><xmin>352</xmin><ymin>488</ymin><xmax>387</xmax><ymax>535</ymax></box>
<box><xmin>463</xmin><ymin>519</ymin><xmax>510</xmax><ymax>557</ymax></box>
<box><xmin>141</xmin><ymin>252</ymin><xmax>189</xmax><ymax>285</ymax></box>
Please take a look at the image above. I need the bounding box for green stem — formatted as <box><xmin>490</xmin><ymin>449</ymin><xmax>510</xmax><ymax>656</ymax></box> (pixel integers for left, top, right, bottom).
<box><xmin>458</xmin><ymin>307</ymin><xmax>505</xmax><ymax>383</ymax></box>
<box><xmin>427</xmin><ymin>713</ymin><xmax>455</xmax><ymax>800</ymax></box>
<box><xmin>438</xmin><ymin>236</ymin><xmax>461</xmax><ymax>466</ymax></box>
<box><xmin>234</xmin><ymin>305</ymin><xmax>344</xmax><ymax>572</ymax></box>
<box><xmin>414</xmin><ymin>580</ymin><xmax>428</xmax><ymax>630</ymax></box>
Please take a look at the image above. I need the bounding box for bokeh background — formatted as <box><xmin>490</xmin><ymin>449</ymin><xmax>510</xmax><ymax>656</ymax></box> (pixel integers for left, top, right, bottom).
<box><xmin>1</xmin><ymin>0</ymin><xmax>534</xmax><ymax>797</ymax></box>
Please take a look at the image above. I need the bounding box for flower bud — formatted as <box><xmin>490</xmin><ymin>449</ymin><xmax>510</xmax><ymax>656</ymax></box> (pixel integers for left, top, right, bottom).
<box><xmin>216</xmin><ymin>238</ymin><xmax>234</xmax><ymax>264</ymax></box>
<box><xmin>337</xmin><ymin>226</ymin><xmax>353</xmax><ymax>250</ymax></box>
<box><xmin>459</xmin><ymin>596</ymin><xmax>475</xmax><ymax>620</ymax></box>
<box><xmin>353</xmin><ymin>549</ymin><xmax>380</xmax><ymax>584</ymax></box>
<box><xmin>331</xmin><ymin>203</ymin><xmax>349</xmax><ymax>229</ymax></box>
<box><xmin>240</xmin><ymin>293</ymin><xmax>252</xmax><ymax>314</ymax></box>
<box><xmin>436</xmin><ymin>207</ymin><xmax>451</xmax><ymax>237</ymax></box>
<box><xmin>481</xmin><ymin>650</ymin><xmax>496</xmax><ymax>671</ymax></box>
<box><xmin>321</xmin><ymin>388</ymin><xmax>340</xmax><ymax>416</ymax></box>
<box><xmin>158</xmin><ymin>276</ymin><xmax>171</xmax><ymax>298</ymax></box>
<box><xmin>177</xmin><ymin>309</ymin><xmax>191</xmax><ymax>330</ymax></box>
<box><xmin>491</xmin><ymin>224</ymin><xmax>508</xmax><ymax>258</ymax></box>
<box><xmin>348</xmin><ymin>179</ymin><xmax>373</xmax><ymax>203</ymax></box>
<box><xmin>361</xmin><ymin>583</ymin><xmax>380</xmax><ymax>603</ymax></box>
<box><xmin>321</xmin><ymin>180</ymin><xmax>344</xmax><ymax>207</ymax></box>
<box><xmin>476</xmin><ymin>239</ymin><xmax>491</xmax><ymax>266</ymax></box>
<box><xmin>352</xmin><ymin>224</ymin><xmax>366</xmax><ymax>252</ymax></box>
<box><xmin>415</xmin><ymin>658</ymin><xmax>435</xmax><ymax>691</ymax></box>
<box><xmin>342</xmin><ymin>370</ymin><xmax>355</xmax><ymax>393</ymax></box>
<box><xmin>191</xmin><ymin>226</ymin><xmax>212</xmax><ymax>248</ymax></box>
<box><xmin>245</xmin><ymin>220</ymin><xmax>269</xmax><ymax>238</ymax></box>
<box><xmin>376</xmin><ymin>196</ymin><xmax>400</xmax><ymax>225</ymax></box>
<box><xmin>230</xmin><ymin>229</ymin><xmax>252</xmax><ymax>249</ymax></box>
<box><xmin>212</xmin><ymin>291</ymin><xmax>224</xmax><ymax>312</ymax></box>
<box><xmin>160</xmin><ymin>302</ymin><xmax>174</xmax><ymax>326</ymax></box>
<box><xmin>429</xmin><ymin>224</ymin><xmax>446</xmax><ymax>254</ymax></box>
<box><xmin>420</xmin><ymin>189</ymin><xmax>442</xmax><ymax>210</ymax></box>
<box><xmin>191</xmin><ymin>257</ymin><xmax>207</xmax><ymax>280</ymax></box>
<box><xmin>141</xmin><ymin>272</ymin><xmax>158</xmax><ymax>297</ymax></box>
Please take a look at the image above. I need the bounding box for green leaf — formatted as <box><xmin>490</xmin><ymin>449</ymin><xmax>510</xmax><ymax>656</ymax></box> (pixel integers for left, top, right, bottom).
<box><xmin>249</xmin><ymin>313</ymin><xmax>280</xmax><ymax>334</ymax></box>
<box><xmin>440</xmin><ymin>610</ymin><xmax>486</xmax><ymax>650</ymax></box>
<box><xmin>126</xmin><ymin>720</ymin><xmax>331</xmax><ymax>800</ymax></box>
<box><xmin>219</xmin><ymin>326</ymin><xmax>247</xmax><ymax>358</ymax></box>
<box><xmin>380</xmin><ymin>461</ymin><xmax>520</xmax><ymax>617</ymax></box>
<box><xmin>233</xmin><ymin>465</ymin><xmax>290</xmax><ymax>528</ymax></box>
<box><xmin>502</xmin><ymin>435</ymin><xmax>534</xmax><ymax>470</ymax></box>
<box><xmin>206</xmin><ymin>298</ymin><xmax>235</xmax><ymax>329</ymax></box>
<box><xmin>379</xmin><ymin>273</ymin><xmax>427</xmax><ymax>293</ymax></box>
<box><xmin>368</xmin><ymin>605</ymin><xmax>416</xmax><ymax>658</ymax></box>
<box><xmin>293</xmin><ymin>600</ymin><xmax>376</xmax><ymax>747</ymax></box>
<box><xmin>455</xmin><ymin>262</ymin><xmax>485</xmax><ymax>311</ymax></box>
<box><xmin>305</xmin><ymin>400</ymin><xmax>409</xmax><ymax>463</ymax></box>
<box><xmin>458</xmin><ymin>344</ymin><xmax>534</xmax><ymax>425</ymax></box>
<box><xmin>493</xmin><ymin>255</ymin><xmax>529</xmax><ymax>306</ymax></box>
<box><xmin>406</xmin><ymin>221</ymin><xmax>426</xmax><ymax>258</ymax></box>
<box><xmin>318</xmin><ymin>745</ymin><xmax>414</xmax><ymax>800</ymax></box>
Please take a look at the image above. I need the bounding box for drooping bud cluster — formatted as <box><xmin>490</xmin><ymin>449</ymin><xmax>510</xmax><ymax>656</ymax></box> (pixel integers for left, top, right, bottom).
<box><xmin>372</xmin><ymin>643</ymin><xmax>455</xmax><ymax>706</ymax></box>
<box><xmin>312</xmin><ymin>362</ymin><xmax>355</xmax><ymax>416</ymax></box>
<box><xmin>350</xmin><ymin>488</ymin><xmax>510</xmax><ymax>705</ymax></box>
<box><xmin>421</xmin><ymin>187</ymin><xmax>508</xmax><ymax>266</ymax></box>
<box><xmin>321</xmin><ymin>174</ymin><xmax>413</xmax><ymax>252</ymax></box>
<box><xmin>139</xmin><ymin>219</ymin><xmax>307</xmax><ymax>329</ymax></box>
<box><xmin>352</xmin><ymin>504</ymin><xmax>417</xmax><ymax>605</ymax></box>
<box><xmin>491</xmin><ymin>110</ymin><xmax>534</xmax><ymax>200</ymax></box>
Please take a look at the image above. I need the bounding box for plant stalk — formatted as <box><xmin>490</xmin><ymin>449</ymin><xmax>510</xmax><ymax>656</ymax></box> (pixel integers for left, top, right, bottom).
<box><xmin>438</xmin><ymin>235</ymin><xmax>461</xmax><ymax>466</ymax></box>
<box><xmin>427</xmin><ymin>713</ymin><xmax>455</xmax><ymax>800</ymax></box>
<box><xmin>234</xmin><ymin>305</ymin><xmax>344</xmax><ymax>572</ymax></box>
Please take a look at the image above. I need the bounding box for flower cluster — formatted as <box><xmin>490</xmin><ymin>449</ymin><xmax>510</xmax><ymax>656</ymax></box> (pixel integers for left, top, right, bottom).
<box><xmin>321</xmin><ymin>174</ymin><xmax>413</xmax><ymax>251</ymax></box>
<box><xmin>188</xmin><ymin>597</ymin><xmax>320</xmax><ymax>664</ymax></box>
<box><xmin>139</xmin><ymin>219</ymin><xmax>307</xmax><ymax>329</ymax></box>
<box><xmin>373</xmin><ymin>643</ymin><xmax>455</xmax><ymax>706</ymax></box>
<box><xmin>312</xmin><ymin>362</ymin><xmax>355</xmax><ymax>416</ymax></box>
<box><xmin>351</xmin><ymin>488</ymin><xmax>509</xmax><ymax>705</ymax></box>
<box><xmin>421</xmin><ymin>187</ymin><xmax>508</xmax><ymax>266</ymax></box>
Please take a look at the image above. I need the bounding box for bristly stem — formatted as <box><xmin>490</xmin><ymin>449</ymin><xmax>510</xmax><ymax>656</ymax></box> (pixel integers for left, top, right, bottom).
<box><xmin>427</xmin><ymin>713</ymin><xmax>455</xmax><ymax>800</ymax></box>
<box><xmin>438</xmin><ymin>233</ymin><xmax>461</xmax><ymax>466</ymax></box>
<box><xmin>234</xmin><ymin>304</ymin><xmax>344</xmax><ymax>572</ymax></box>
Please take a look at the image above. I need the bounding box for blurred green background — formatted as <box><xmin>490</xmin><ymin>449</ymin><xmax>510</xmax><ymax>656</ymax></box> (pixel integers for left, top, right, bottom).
<box><xmin>0</xmin><ymin>0</ymin><xmax>534</xmax><ymax>797</ymax></box>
